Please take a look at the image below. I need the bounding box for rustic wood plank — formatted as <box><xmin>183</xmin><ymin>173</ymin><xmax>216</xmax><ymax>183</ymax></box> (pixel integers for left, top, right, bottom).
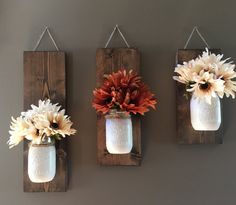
<box><xmin>176</xmin><ymin>49</ymin><xmax>223</xmax><ymax>144</ymax></box>
<box><xmin>96</xmin><ymin>48</ymin><xmax>142</xmax><ymax>166</ymax></box>
<box><xmin>23</xmin><ymin>51</ymin><xmax>67</xmax><ymax>192</ymax></box>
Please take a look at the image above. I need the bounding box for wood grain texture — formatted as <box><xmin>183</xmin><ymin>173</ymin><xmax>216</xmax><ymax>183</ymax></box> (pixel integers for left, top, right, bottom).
<box><xmin>23</xmin><ymin>51</ymin><xmax>67</xmax><ymax>192</ymax></box>
<box><xmin>96</xmin><ymin>48</ymin><xmax>142</xmax><ymax>166</ymax></box>
<box><xmin>176</xmin><ymin>49</ymin><xmax>223</xmax><ymax>144</ymax></box>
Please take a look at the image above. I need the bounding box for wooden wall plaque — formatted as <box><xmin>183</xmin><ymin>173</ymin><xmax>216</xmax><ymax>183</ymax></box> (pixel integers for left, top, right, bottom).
<box><xmin>96</xmin><ymin>48</ymin><xmax>142</xmax><ymax>166</ymax></box>
<box><xmin>176</xmin><ymin>49</ymin><xmax>223</xmax><ymax>144</ymax></box>
<box><xmin>23</xmin><ymin>51</ymin><xmax>67</xmax><ymax>192</ymax></box>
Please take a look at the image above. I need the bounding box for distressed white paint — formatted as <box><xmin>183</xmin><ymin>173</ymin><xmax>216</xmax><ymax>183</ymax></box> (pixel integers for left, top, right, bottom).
<box><xmin>28</xmin><ymin>144</ymin><xmax>56</xmax><ymax>183</ymax></box>
<box><xmin>105</xmin><ymin>115</ymin><xmax>133</xmax><ymax>154</ymax></box>
<box><xmin>190</xmin><ymin>96</ymin><xmax>221</xmax><ymax>131</ymax></box>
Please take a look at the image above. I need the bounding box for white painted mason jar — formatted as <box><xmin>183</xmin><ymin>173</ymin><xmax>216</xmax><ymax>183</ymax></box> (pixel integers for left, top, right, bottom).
<box><xmin>190</xmin><ymin>96</ymin><xmax>221</xmax><ymax>131</ymax></box>
<box><xmin>28</xmin><ymin>137</ymin><xmax>56</xmax><ymax>183</ymax></box>
<box><xmin>105</xmin><ymin>110</ymin><xmax>133</xmax><ymax>154</ymax></box>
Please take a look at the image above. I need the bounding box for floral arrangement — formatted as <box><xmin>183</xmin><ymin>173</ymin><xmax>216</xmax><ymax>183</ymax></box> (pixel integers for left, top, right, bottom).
<box><xmin>8</xmin><ymin>99</ymin><xmax>76</xmax><ymax>148</ymax></box>
<box><xmin>173</xmin><ymin>48</ymin><xmax>236</xmax><ymax>104</ymax></box>
<box><xmin>92</xmin><ymin>69</ymin><xmax>157</xmax><ymax>115</ymax></box>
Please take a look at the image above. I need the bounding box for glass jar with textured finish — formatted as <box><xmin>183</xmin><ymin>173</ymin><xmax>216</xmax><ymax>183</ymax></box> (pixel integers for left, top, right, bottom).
<box><xmin>190</xmin><ymin>96</ymin><xmax>221</xmax><ymax>131</ymax></box>
<box><xmin>28</xmin><ymin>137</ymin><xmax>56</xmax><ymax>183</ymax></box>
<box><xmin>105</xmin><ymin>110</ymin><xmax>133</xmax><ymax>154</ymax></box>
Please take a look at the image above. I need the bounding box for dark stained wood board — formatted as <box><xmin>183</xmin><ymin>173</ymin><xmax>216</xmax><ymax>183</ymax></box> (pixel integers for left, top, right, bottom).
<box><xmin>23</xmin><ymin>51</ymin><xmax>67</xmax><ymax>192</ymax></box>
<box><xmin>176</xmin><ymin>49</ymin><xmax>223</xmax><ymax>144</ymax></box>
<box><xmin>96</xmin><ymin>48</ymin><xmax>142</xmax><ymax>165</ymax></box>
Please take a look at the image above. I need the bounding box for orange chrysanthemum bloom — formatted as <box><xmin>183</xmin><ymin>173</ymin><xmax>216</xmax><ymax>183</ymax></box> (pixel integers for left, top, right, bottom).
<box><xmin>92</xmin><ymin>69</ymin><xmax>157</xmax><ymax>115</ymax></box>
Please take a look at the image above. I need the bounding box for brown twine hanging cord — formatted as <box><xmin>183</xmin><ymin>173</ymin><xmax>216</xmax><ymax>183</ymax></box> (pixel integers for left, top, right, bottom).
<box><xmin>184</xmin><ymin>26</ymin><xmax>210</xmax><ymax>49</ymax></box>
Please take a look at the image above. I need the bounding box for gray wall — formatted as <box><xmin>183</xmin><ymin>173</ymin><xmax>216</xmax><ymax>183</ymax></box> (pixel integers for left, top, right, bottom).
<box><xmin>1</xmin><ymin>0</ymin><xmax>236</xmax><ymax>204</ymax></box>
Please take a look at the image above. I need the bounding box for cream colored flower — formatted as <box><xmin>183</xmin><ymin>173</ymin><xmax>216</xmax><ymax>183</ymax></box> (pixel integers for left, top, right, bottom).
<box><xmin>24</xmin><ymin>123</ymin><xmax>43</xmax><ymax>143</ymax></box>
<box><xmin>173</xmin><ymin>48</ymin><xmax>236</xmax><ymax>103</ymax></box>
<box><xmin>197</xmin><ymin>48</ymin><xmax>225</xmax><ymax>73</ymax></box>
<box><xmin>33</xmin><ymin>114</ymin><xmax>50</xmax><ymax>130</ymax></box>
<box><xmin>173</xmin><ymin>59</ymin><xmax>202</xmax><ymax>84</ymax></box>
<box><xmin>215</xmin><ymin>63</ymin><xmax>236</xmax><ymax>98</ymax></box>
<box><xmin>43</xmin><ymin>110</ymin><xmax>76</xmax><ymax>138</ymax></box>
<box><xmin>8</xmin><ymin>100</ymin><xmax>76</xmax><ymax>148</ymax></box>
<box><xmin>21</xmin><ymin>99</ymin><xmax>61</xmax><ymax>120</ymax></box>
<box><xmin>8</xmin><ymin>117</ymin><xmax>37</xmax><ymax>148</ymax></box>
<box><xmin>187</xmin><ymin>71</ymin><xmax>225</xmax><ymax>104</ymax></box>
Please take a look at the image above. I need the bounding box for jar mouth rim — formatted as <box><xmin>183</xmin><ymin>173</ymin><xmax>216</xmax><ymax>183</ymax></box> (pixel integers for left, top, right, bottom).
<box><xmin>30</xmin><ymin>143</ymin><xmax>55</xmax><ymax>147</ymax></box>
<box><xmin>105</xmin><ymin>109</ymin><xmax>131</xmax><ymax>118</ymax></box>
<box><xmin>28</xmin><ymin>137</ymin><xmax>55</xmax><ymax>147</ymax></box>
<box><xmin>108</xmin><ymin>109</ymin><xmax>129</xmax><ymax>114</ymax></box>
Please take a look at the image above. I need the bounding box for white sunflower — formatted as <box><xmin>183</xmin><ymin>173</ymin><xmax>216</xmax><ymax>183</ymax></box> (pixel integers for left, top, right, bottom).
<box><xmin>8</xmin><ymin>99</ymin><xmax>77</xmax><ymax>148</ymax></box>
<box><xmin>21</xmin><ymin>99</ymin><xmax>61</xmax><ymax>120</ymax></box>
<box><xmin>8</xmin><ymin>117</ymin><xmax>38</xmax><ymax>148</ymax></box>
<box><xmin>173</xmin><ymin>48</ymin><xmax>236</xmax><ymax>103</ymax></box>
<box><xmin>197</xmin><ymin>48</ymin><xmax>225</xmax><ymax>73</ymax></box>
<box><xmin>187</xmin><ymin>71</ymin><xmax>225</xmax><ymax>104</ymax></box>
<box><xmin>42</xmin><ymin>110</ymin><xmax>76</xmax><ymax>138</ymax></box>
<box><xmin>215</xmin><ymin>62</ymin><xmax>236</xmax><ymax>98</ymax></box>
<box><xmin>173</xmin><ymin>59</ymin><xmax>202</xmax><ymax>84</ymax></box>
